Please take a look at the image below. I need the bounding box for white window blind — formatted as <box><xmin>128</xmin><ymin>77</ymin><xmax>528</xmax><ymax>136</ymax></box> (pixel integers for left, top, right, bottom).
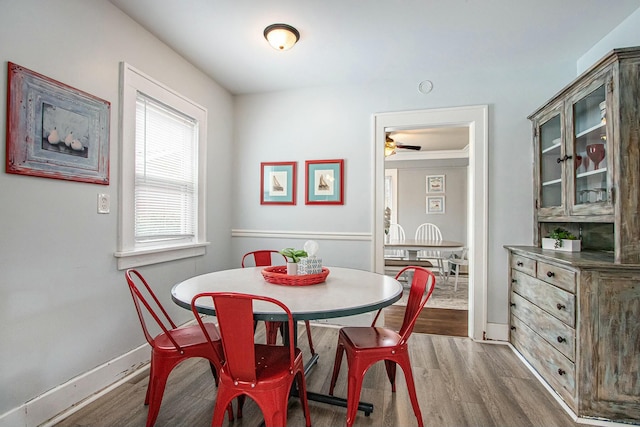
<box><xmin>135</xmin><ymin>94</ymin><xmax>198</xmax><ymax>243</ymax></box>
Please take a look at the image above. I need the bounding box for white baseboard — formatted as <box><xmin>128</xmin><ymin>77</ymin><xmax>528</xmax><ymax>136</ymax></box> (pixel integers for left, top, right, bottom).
<box><xmin>484</xmin><ymin>322</ymin><xmax>509</xmax><ymax>341</ymax></box>
<box><xmin>0</xmin><ymin>345</ymin><xmax>150</xmax><ymax>427</ymax></box>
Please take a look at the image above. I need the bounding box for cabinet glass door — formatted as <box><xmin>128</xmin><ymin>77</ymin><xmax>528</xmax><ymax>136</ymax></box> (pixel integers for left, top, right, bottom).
<box><xmin>539</xmin><ymin>114</ymin><xmax>563</xmax><ymax>208</ymax></box>
<box><xmin>572</xmin><ymin>84</ymin><xmax>609</xmax><ymax>208</ymax></box>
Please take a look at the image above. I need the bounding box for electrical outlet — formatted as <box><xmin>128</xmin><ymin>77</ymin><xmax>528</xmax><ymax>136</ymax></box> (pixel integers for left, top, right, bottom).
<box><xmin>98</xmin><ymin>193</ymin><xmax>110</xmax><ymax>214</ymax></box>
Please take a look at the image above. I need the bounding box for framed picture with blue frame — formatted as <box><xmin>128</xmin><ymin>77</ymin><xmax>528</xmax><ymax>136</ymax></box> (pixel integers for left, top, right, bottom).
<box><xmin>260</xmin><ymin>161</ymin><xmax>296</xmax><ymax>205</ymax></box>
<box><xmin>305</xmin><ymin>159</ymin><xmax>344</xmax><ymax>205</ymax></box>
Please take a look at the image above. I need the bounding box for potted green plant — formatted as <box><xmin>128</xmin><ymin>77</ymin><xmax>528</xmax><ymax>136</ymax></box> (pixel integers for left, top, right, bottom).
<box><xmin>279</xmin><ymin>247</ymin><xmax>308</xmax><ymax>275</ymax></box>
<box><xmin>542</xmin><ymin>227</ymin><xmax>581</xmax><ymax>252</ymax></box>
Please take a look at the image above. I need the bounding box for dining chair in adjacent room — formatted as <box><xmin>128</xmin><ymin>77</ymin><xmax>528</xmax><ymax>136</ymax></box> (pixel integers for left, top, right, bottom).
<box><xmin>384</xmin><ymin>223</ymin><xmax>408</xmax><ymax>259</ymax></box>
<box><xmin>446</xmin><ymin>247</ymin><xmax>469</xmax><ymax>291</ymax></box>
<box><xmin>191</xmin><ymin>292</ymin><xmax>312</xmax><ymax>427</ymax></box>
<box><xmin>414</xmin><ymin>222</ymin><xmax>446</xmax><ymax>278</ymax></box>
<box><xmin>328</xmin><ymin>266</ymin><xmax>435</xmax><ymax>427</ymax></box>
<box><xmin>124</xmin><ymin>269</ymin><xmax>233</xmax><ymax>427</ymax></box>
<box><xmin>241</xmin><ymin>250</ymin><xmax>316</xmax><ymax>356</ymax></box>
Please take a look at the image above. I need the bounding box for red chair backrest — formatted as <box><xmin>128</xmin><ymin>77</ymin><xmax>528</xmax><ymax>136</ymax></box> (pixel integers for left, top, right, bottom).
<box><xmin>192</xmin><ymin>292</ymin><xmax>296</xmax><ymax>383</ymax></box>
<box><xmin>125</xmin><ymin>269</ymin><xmax>182</xmax><ymax>352</ymax></box>
<box><xmin>371</xmin><ymin>266</ymin><xmax>436</xmax><ymax>343</ymax></box>
<box><xmin>241</xmin><ymin>250</ymin><xmax>286</xmax><ymax>267</ymax></box>
<box><xmin>398</xmin><ymin>266</ymin><xmax>436</xmax><ymax>340</ymax></box>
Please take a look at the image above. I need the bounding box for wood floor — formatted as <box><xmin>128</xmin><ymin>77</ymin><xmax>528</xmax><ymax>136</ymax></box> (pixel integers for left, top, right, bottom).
<box><xmin>385</xmin><ymin>305</ymin><xmax>468</xmax><ymax>337</ymax></box>
<box><xmin>53</xmin><ymin>324</ymin><xmax>581</xmax><ymax>427</ymax></box>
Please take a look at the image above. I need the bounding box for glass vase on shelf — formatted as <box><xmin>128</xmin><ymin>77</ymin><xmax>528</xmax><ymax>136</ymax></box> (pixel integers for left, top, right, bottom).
<box><xmin>587</xmin><ymin>144</ymin><xmax>605</xmax><ymax>170</ymax></box>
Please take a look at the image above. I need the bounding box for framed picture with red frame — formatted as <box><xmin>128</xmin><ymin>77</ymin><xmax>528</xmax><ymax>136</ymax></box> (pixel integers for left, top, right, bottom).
<box><xmin>260</xmin><ymin>161</ymin><xmax>296</xmax><ymax>205</ymax></box>
<box><xmin>305</xmin><ymin>159</ymin><xmax>344</xmax><ymax>205</ymax></box>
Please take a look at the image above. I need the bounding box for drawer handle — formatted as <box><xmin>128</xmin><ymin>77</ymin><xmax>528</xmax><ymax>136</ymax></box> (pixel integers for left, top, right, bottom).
<box><xmin>510</xmin><ymin>326</ymin><xmax>516</xmax><ymax>331</ymax></box>
<box><xmin>510</xmin><ymin>302</ymin><xmax>516</xmax><ymax>307</ymax></box>
<box><xmin>517</xmin><ymin>261</ymin><xmax>524</xmax><ymax>267</ymax></box>
<box><xmin>511</xmin><ymin>279</ymin><xmax>517</xmax><ymax>283</ymax></box>
<box><xmin>547</xmin><ymin>271</ymin><xmax>555</xmax><ymax>278</ymax></box>
<box><xmin>557</xmin><ymin>336</ymin><xmax>566</xmax><ymax>343</ymax></box>
<box><xmin>557</xmin><ymin>369</ymin><xmax>566</xmax><ymax>376</ymax></box>
<box><xmin>556</xmin><ymin>303</ymin><xmax>566</xmax><ymax>311</ymax></box>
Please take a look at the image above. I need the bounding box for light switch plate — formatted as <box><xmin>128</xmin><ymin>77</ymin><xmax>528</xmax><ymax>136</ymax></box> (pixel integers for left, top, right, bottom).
<box><xmin>98</xmin><ymin>193</ymin><xmax>110</xmax><ymax>214</ymax></box>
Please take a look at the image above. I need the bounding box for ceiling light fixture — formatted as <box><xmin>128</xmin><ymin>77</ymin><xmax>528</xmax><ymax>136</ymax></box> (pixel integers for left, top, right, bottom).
<box><xmin>264</xmin><ymin>23</ymin><xmax>300</xmax><ymax>51</ymax></box>
<box><xmin>384</xmin><ymin>136</ymin><xmax>397</xmax><ymax>157</ymax></box>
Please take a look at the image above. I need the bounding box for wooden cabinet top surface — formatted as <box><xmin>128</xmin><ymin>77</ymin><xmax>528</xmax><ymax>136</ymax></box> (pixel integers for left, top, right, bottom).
<box><xmin>505</xmin><ymin>245</ymin><xmax>640</xmax><ymax>271</ymax></box>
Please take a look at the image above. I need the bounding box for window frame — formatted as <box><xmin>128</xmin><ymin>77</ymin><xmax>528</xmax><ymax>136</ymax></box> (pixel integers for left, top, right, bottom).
<box><xmin>115</xmin><ymin>63</ymin><xmax>208</xmax><ymax>270</ymax></box>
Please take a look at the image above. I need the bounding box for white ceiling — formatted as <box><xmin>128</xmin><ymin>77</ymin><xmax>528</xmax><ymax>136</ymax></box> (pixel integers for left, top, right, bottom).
<box><xmin>108</xmin><ymin>0</ymin><xmax>640</xmax><ymax>95</ymax></box>
<box><xmin>389</xmin><ymin>127</ymin><xmax>469</xmax><ymax>151</ymax></box>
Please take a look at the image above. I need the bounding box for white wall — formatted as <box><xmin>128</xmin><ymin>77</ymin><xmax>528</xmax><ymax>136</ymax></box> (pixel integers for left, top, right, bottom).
<box><xmin>0</xmin><ymin>0</ymin><xmax>234</xmax><ymax>420</ymax></box>
<box><xmin>390</xmin><ymin>158</ymin><xmax>468</xmax><ymax>245</ymax></box>
<box><xmin>577</xmin><ymin>7</ymin><xmax>640</xmax><ymax>74</ymax></box>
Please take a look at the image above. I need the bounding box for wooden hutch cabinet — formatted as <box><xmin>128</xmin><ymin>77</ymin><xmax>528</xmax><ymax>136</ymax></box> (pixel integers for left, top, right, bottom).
<box><xmin>506</xmin><ymin>47</ymin><xmax>640</xmax><ymax>424</ymax></box>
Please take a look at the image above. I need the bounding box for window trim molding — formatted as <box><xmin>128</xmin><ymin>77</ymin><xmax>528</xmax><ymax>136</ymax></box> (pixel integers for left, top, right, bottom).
<box><xmin>116</xmin><ymin>62</ymin><xmax>208</xmax><ymax>270</ymax></box>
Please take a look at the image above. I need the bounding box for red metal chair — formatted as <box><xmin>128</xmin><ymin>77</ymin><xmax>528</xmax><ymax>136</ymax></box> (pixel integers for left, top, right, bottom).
<box><xmin>125</xmin><ymin>269</ymin><xmax>233</xmax><ymax>427</ymax></box>
<box><xmin>241</xmin><ymin>250</ymin><xmax>316</xmax><ymax>356</ymax></box>
<box><xmin>191</xmin><ymin>292</ymin><xmax>312</xmax><ymax>427</ymax></box>
<box><xmin>328</xmin><ymin>266</ymin><xmax>435</xmax><ymax>427</ymax></box>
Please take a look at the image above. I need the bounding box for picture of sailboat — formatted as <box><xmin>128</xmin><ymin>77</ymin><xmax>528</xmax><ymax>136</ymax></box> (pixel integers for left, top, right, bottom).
<box><xmin>318</xmin><ymin>174</ymin><xmax>330</xmax><ymax>191</ymax></box>
<box><xmin>271</xmin><ymin>175</ymin><xmax>284</xmax><ymax>192</ymax></box>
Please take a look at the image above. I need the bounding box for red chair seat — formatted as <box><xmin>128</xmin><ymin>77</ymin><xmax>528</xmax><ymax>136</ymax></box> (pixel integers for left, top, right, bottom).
<box><xmin>338</xmin><ymin>326</ymin><xmax>403</xmax><ymax>349</ymax></box>
<box><xmin>154</xmin><ymin>323</ymin><xmax>220</xmax><ymax>350</ymax></box>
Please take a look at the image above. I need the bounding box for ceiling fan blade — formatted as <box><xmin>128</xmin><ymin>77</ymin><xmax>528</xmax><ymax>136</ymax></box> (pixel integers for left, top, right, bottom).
<box><xmin>396</xmin><ymin>144</ymin><xmax>421</xmax><ymax>151</ymax></box>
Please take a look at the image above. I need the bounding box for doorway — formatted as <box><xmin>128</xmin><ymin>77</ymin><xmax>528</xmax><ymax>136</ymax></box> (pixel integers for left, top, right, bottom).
<box><xmin>384</xmin><ymin>128</ymin><xmax>469</xmax><ymax>336</ymax></box>
<box><xmin>372</xmin><ymin>106</ymin><xmax>488</xmax><ymax>340</ymax></box>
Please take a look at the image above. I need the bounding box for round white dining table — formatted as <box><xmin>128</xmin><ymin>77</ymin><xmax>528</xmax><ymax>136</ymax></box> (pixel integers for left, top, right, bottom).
<box><xmin>171</xmin><ymin>266</ymin><xmax>403</xmax><ymax>322</ymax></box>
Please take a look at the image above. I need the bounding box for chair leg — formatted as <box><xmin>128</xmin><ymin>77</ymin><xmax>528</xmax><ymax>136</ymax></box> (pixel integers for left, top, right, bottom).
<box><xmin>384</xmin><ymin>360</ymin><xmax>397</xmax><ymax>392</ymax></box>
<box><xmin>296</xmin><ymin>371</ymin><xmax>312</xmax><ymax>427</ymax></box>
<box><xmin>304</xmin><ymin>320</ymin><xmax>316</xmax><ymax>355</ymax></box>
<box><xmin>236</xmin><ymin>395</ymin><xmax>245</xmax><ymax>419</ymax></box>
<box><xmin>145</xmin><ymin>371</ymin><xmax>169</xmax><ymax>427</ymax></box>
<box><xmin>398</xmin><ymin>353</ymin><xmax>424</xmax><ymax>427</ymax></box>
<box><xmin>328</xmin><ymin>342</ymin><xmax>345</xmax><ymax>395</ymax></box>
<box><xmin>454</xmin><ymin>267</ymin><xmax>460</xmax><ymax>292</ymax></box>
<box><xmin>345</xmin><ymin>362</ymin><xmax>367</xmax><ymax>427</ymax></box>
<box><xmin>144</xmin><ymin>359</ymin><xmax>154</xmax><ymax>405</ymax></box>
<box><xmin>209</xmin><ymin>362</ymin><xmax>219</xmax><ymax>386</ymax></box>
<box><xmin>437</xmin><ymin>258</ymin><xmax>445</xmax><ymax>279</ymax></box>
<box><xmin>265</xmin><ymin>321</ymin><xmax>281</xmax><ymax>345</ymax></box>
<box><xmin>211</xmin><ymin>386</ymin><xmax>241</xmax><ymax>427</ymax></box>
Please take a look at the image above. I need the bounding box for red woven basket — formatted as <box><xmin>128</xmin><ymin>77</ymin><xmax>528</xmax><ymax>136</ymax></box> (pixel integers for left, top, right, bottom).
<box><xmin>261</xmin><ymin>266</ymin><xmax>330</xmax><ymax>286</ymax></box>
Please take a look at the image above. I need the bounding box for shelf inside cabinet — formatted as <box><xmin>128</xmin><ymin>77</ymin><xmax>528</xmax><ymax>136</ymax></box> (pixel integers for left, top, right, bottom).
<box><xmin>576</xmin><ymin>168</ymin><xmax>607</xmax><ymax>179</ymax></box>
<box><xmin>542</xmin><ymin>141</ymin><xmax>562</xmax><ymax>154</ymax></box>
<box><xmin>542</xmin><ymin>178</ymin><xmax>562</xmax><ymax>187</ymax></box>
<box><xmin>576</xmin><ymin>122</ymin><xmax>605</xmax><ymax>139</ymax></box>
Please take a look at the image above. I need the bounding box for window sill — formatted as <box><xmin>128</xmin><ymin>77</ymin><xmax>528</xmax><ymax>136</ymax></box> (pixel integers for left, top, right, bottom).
<box><xmin>114</xmin><ymin>242</ymin><xmax>209</xmax><ymax>270</ymax></box>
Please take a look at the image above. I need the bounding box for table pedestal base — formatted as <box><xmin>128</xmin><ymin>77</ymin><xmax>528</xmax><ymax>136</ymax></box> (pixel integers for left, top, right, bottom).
<box><xmin>299</xmin><ymin>352</ymin><xmax>373</xmax><ymax>416</ymax></box>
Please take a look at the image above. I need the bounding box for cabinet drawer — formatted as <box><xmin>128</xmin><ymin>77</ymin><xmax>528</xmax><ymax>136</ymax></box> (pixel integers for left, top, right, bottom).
<box><xmin>511</xmin><ymin>254</ymin><xmax>536</xmax><ymax>276</ymax></box>
<box><xmin>511</xmin><ymin>314</ymin><xmax>576</xmax><ymax>403</ymax></box>
<box><xmin>537</xmin><ymin>261</ymin><xmax>576</xmax><ymax>293</ymax></box>
<box><xmin>511</xmin><ymin>292</ymin><xmax>575</xmax><ymax>361</ymax></box>
<box><xmin>511</xmin><ymin>270</ymin><xmax>576</xmax><ymax>327</ymax></box>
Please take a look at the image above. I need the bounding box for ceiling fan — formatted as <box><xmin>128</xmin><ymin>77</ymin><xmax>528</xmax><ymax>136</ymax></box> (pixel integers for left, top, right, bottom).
<box><xmin>385</xmin><ymin>135</ymin><xmax>421</xmax><ymax>156</ymax></box>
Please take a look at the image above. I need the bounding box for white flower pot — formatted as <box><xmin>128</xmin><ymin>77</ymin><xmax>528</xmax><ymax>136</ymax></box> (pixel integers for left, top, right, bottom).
<box><xmin>542</xmin><ymin>238</ymin><xmax>581</xmax><ymax>252</ymax></box>
<box><xmin>286</xmin><ymin>262</ymin><xmax>298</xmax><ymax>275</ymax></box>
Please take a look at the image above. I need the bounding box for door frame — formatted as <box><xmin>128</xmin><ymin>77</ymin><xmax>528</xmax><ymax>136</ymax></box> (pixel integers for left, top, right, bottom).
<box><xmin>372</xmin><ymin>105</ymin><xmax>488</xmax><ymax>340</ymax></box>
